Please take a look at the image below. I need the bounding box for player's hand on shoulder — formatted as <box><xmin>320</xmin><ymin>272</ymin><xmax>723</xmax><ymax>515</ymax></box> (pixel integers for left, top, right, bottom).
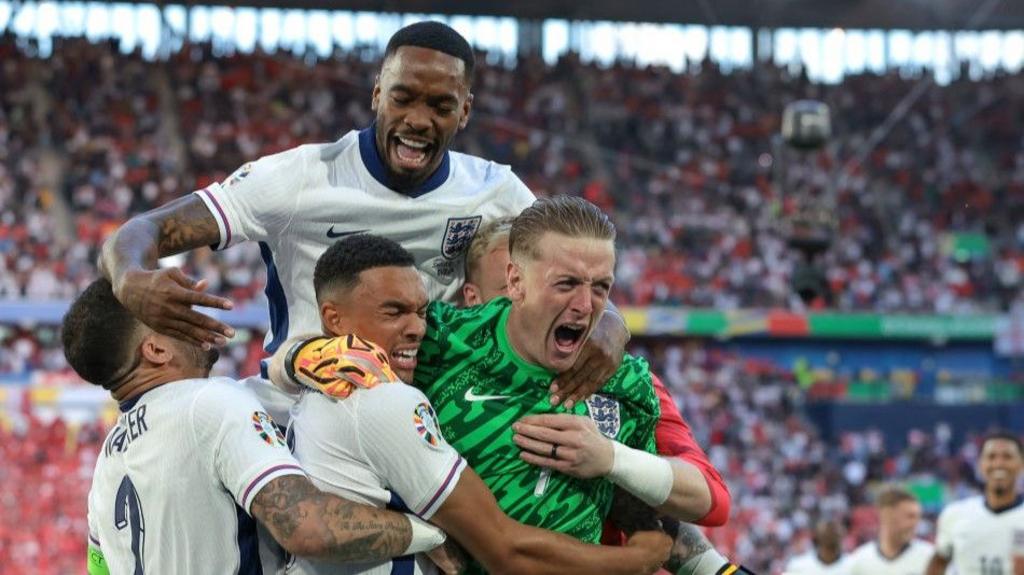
<box><xmin>624</xmin><ymin>529</ymin><xmax>674</xmax><ymax>575</ymax></box>
<box><xmin>550</xmin><ymin>319</ymin><xmax>626</xmax><ymax>409</ymax></box>
<box><xmin>426</xmin><ymin>538</ymin><xmax>468</xmax><ymax>574</ymax></box>
<box><xmin>115</xmin><ymin>267</ymin><xmax>234</xmax><ymax>349</ymax></box>
<box><xmin>512</xmin><ymin>413</ymin><xmax>613</xmax><ymax>479</ymax></box>
<box><xmin>283</xmin><ymin>334</ymin><xmax>399</xmax><ymax>398</ymax></box>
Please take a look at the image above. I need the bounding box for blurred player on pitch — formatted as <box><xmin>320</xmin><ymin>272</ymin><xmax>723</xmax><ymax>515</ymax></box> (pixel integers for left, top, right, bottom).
<box><xmin>783</xmin><ymin>520</ymin><xmax>851</xmax><ymax>575</ymax></box>
<box><xmin>926</xmin><ymin>431</ymin><xmax>1024</xmax><ymax>575</ymax></box>
<box><xmin>101</xmin><ymin>20</ymin><xmax>624</xmax><ymax>406</ymax></box>
<box><xmin>847</xmin><ymin>485</ymin><xmax>933</xmax><ymax>575</ymax></box>
<box><xmin>64</xmin><ymin>280</ymin><xmax>448</xmax><ymax>575</ymax></box>
<box><xmin>460</xmin><ymin>216</ymin><xmax>748</xmax><ymax>575</ymax></box>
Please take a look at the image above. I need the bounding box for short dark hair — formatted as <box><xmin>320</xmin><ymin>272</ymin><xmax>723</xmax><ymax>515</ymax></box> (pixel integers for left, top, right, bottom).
<box><xmin>981</xmin><ymin>430</ymin><xmax>1024</xmax><ymax>456</ymax></box>
<box><xmin>61</xmin><ymin>278</ymin><xmax>141</xmax><ymax>389</ymax></box>
<box><xmin>314</xmin><ymin>234</ymin><xmax>417</xmax><ymax>301</ymax></box>
<box><xmin>384</xmin><ymin>21</ymin><xmax>475</xmax><ymax>81</ymax></box>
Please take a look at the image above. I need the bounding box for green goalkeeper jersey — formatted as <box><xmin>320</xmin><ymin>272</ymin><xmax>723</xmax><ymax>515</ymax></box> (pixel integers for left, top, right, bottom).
<box><xmin>414</xmin><ymin>297</ymin><xmax>660</xmax><ymax>548</ymax></box>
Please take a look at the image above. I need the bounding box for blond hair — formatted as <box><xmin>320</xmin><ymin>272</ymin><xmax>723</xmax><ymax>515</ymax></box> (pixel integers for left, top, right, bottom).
<box><xmin>509</xmin><ymin>196</ymin><xmax>616</xmax><ymax>261</ymax></box>
<box><xmin>465</xmin><ymin>217</ymin><xmax>514</xmax><ymax>284</ymax></box>
<box><xmin>876</xmin><ymin>485</ymin><xmax>918</xmax><ymax>508</ymax></box>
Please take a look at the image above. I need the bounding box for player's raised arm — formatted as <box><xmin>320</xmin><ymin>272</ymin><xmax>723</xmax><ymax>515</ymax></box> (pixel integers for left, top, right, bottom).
<box><xmin>430</xmin><ymin>467</ymin><xmax>671</xmax><ymax>575</ymax></box>
<box><xmin>100</xmin><ymin>193</ymin><xmax>234</xmax><ymax>348</ymax></box>
<box><xmin>250</xmin><ymin>474</ymin><xmax>445</xmax><ymax>562</ymax></box>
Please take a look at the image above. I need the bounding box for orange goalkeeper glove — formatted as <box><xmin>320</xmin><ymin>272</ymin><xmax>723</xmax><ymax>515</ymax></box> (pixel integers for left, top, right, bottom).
<box><xmin>284</xmin><ymin>334</ymin><xmax>399</xmax><ymax>399</ymax></box>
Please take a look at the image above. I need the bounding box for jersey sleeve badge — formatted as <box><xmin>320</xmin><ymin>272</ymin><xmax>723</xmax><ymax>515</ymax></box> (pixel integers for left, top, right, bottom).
<box><xmin>413</xmin><ymin>402</ymin><xmax>443</xmax><ymax>447</ymax></box>
<box><xmin>252</xmin><ymin>411</ymin><xmax>287</xmax><ymax>447</ymax></box>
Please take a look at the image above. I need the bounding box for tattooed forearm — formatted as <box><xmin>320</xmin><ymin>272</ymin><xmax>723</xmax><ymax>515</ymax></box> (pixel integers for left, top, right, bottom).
<box><xmin>100</xmin><ymin>194</ymin><xmax>220</xmax><ymax>280</ymax></box>
<box><xmin>154</xmin><ymin>195</ymin><xmax>221</xmax><ymax>256</ymax></box>
<box><xmin>664</xmin><ymin>522</ymin><xmax>713</xmax><ymax>572</ymax></box>
<box><xmin>251</xmin><ymin>475</ymin><xmax>412</xmax><ymax>562</ymax></box>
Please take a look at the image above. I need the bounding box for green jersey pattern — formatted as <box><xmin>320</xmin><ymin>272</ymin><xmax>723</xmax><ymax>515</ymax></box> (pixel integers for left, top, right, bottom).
<box><xmin>414</xmin><ymin>297</ymin><xmax>660</xmax><ymax>547</ymax></box>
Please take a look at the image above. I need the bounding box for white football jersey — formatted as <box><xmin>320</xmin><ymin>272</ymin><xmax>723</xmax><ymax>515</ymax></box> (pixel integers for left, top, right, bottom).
<box><xmin>783</xmin><ymin>551</ymin><xmax>852</xmax><ymax>575</ymax></box>
<box><xmin>195</xmin><ymin>126</ymin><xmax>536</xmax><ymax>354</ymax></box>
<box><xmin>87</xmin><ymin>378</ymin><xmax>305</xmax><ymax>575</ymax></box>
<box><xmin>287</xmin><ymin>382</ymin><xmax>467</xmax><ymax>575</ymax></box>
<box><xmin>848</xmin><ymin>539</ymin><xmax>934</xmax><ymax>575</ymax></box>
<box><xmin>935</xmin><ymin>495</ymin><xmax>1024</xmax><ymax>575</ymax></box>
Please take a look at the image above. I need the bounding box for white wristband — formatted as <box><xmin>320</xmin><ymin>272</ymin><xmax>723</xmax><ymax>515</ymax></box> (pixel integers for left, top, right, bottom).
<box><xmin>608</xmin><ymin>441</ymin><xmax>673</xmax><ymax>507</ymax></box>
<box><xmin>402</xmin><ymin>513</ymin><xmax>447</xmax><ymax>555</ymax></box>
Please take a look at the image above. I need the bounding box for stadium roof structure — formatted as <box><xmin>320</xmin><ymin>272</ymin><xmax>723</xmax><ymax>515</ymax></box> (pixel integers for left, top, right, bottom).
<box><xmin>137</xmin><ymin>0</ymin><xmax>1024</xmax><ymax>31</ymax></box>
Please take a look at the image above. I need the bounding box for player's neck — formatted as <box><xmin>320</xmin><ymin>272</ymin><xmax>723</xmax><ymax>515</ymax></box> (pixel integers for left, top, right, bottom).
<box><xmin>816</xmin><ymin>549</ymin><xmax>841</xmax><ymax>565</ymax></box>
<box><xmin>110</xmin><ymin>366</ymin><xmax>207</xmax><ymax>402</ymax></box>
<box><xmin>877</xmin><ymin>532</ymin><xmax>909</xmax><ymax>559</ymax></box>
<box><xmin>985</xmin><ymin>486</ymin><xmax>1022</xmax><ymax>512</ymax></box>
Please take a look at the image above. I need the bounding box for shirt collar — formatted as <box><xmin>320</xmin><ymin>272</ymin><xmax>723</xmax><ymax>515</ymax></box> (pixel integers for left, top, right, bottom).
<box><xmin>358</xmin><ymin>124</ymin><xmax>451</xmax><ymax>198</ymax></box>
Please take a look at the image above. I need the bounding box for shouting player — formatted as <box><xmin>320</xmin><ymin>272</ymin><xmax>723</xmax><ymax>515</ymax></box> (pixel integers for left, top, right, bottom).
<box><xmin>100</xmin><ymin>20</ymin><xmax>623</xmax><ymax>406</ymax></box>
<box><xmin>270</xmin><ymin>236</ymin><xmax>671</xmax><ymax>575</ymax></box>
<box><xmin>847</xmin><ymin>485</ymin><xmax>933</xmax><ymax>575</ymax></box>
<box><xmin>459</xmin><ymin>215</ymin><xmax>746</xmax><ymax>575</ymax></box>
<box><xmin>926</xmin><ymin>431</ymin><xmax>1024</xmax><ymax>575</ymax></box>
<box><xmin>64</xmin><ymin>280</ymin><xmax>448</xmax><ymax>575</ymax></box>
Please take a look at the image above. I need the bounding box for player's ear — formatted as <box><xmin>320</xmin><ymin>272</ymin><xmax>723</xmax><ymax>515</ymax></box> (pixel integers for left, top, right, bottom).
<box><xmin>320</xmin><ymin>301</ymin><xmax>345</xmax><ymax>337</ymax></box>
<box><xmin>462</xmin><ymin>282</ymin><xmax>481</xmax><ymax>307</ymax></box>
<box><xmin>139</xmin><ymin>334</ymin><xmax>173</xmax><ymax>367</ymax></box>
<box><xmin>458</xmin><ymin>92</ymin><xmax>473</xmax><ymax>130</ymax></box>
<box><xmin>371</xmin><ymin>74</ymin><xmax>382</xmax><ymax>111</ymax></box>
<box><xmin>507</xmin><ymin>261</ymin><xmax>525</xmax><ymax>302</ymax></box>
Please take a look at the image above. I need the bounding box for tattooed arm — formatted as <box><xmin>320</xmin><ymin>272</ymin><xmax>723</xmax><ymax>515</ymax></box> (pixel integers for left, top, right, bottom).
<box><xmin>250</xmin><ymin>474</ymin><xmax>413</xmax><ymax>561</ymax></box>
<box><xmin>100</xmin><ymin>194</ymin><xmax>235</xmax><ymax>347</ymax></box>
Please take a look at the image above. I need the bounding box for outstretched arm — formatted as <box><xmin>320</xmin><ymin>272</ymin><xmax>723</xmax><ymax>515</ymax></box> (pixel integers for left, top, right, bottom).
<box><xmin>251</xmin><ymin>474</ymin><xmax>425</xmax><ymax>562</ymax></box>
<box><xmin>431</xmin><ymin>467</ymin><xmax>671</xmax><ymax>575</ymax></box>
<box><xmin>100</xmin><ymin>194</ymin><xmax>234</xmax><ymax>347</ymax></box>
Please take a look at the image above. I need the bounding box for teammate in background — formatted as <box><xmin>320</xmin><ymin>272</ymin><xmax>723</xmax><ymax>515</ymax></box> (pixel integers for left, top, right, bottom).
<box><xmin>783</xmin><ymin>520</ymin><xmax>851</xmax><ymax>575</ymax></box>
<box><xmin>270</xmin><ymin>237</ymin><xmax>671</xmax><ymax>575</ymax></box>
<box><xmin>460</xmin><ymin>217</ymin><xmax>515</xmax><ymax>307</ymax></box>
<box><xmin>926</xmin><ymin>431</ymin><xmax>1024</xmax><ymax>575</ymax></box>
<box><xmin>65</xmin><ymin>279</ymin><xmax>446</xmax><ymax>575</ymax></box>
<box><xmin>100</xmin><ymin>20</ymin><xmax>624</xmax><ymax>407</ymax></box>
<box><xmin>847</xmin><ymin>486</ymin><xmax>933</xmax><ymax>575</ymax></box>
<box><xmin>459</xmin><ymin>216</ymin><xmax>746</xmax><ymax>575</ymax></box>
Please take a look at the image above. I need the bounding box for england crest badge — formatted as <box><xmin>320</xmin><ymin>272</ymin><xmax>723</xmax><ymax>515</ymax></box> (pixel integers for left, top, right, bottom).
<box><xmin>440</xmin><ymin>215</ymin><xmax>482</xmax><ymax>260</ymax></box>
<box><xmin>585</xmin><ymin>394</ymin><xmax>621</xmax><ymax>439</ymax></box>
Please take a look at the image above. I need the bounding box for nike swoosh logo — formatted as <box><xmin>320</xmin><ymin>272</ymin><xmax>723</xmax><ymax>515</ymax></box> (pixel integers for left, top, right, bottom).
<box><xmin>326</xmin><ymin>227</ymin><xmax>369</xmax><ymax>239</ymax></box>
<box><xmin>464</xmin><ymin>389</ymin><xmax>511</xmax><ymax>402</ymax></box>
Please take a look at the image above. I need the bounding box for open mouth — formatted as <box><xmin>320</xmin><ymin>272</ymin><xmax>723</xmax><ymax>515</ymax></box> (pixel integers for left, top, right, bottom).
<box><xmin>391</xmin><ymin>135</ymin><xmax>433</xmax><ymax>171</ymax></box>
<box><xmin>553</xmin><ymin>324</ymin><xmax>586</xmax><ymax>354</ymax></box>
<box><xmin>390</xmin><ymin>347</ymin><xmax>418</xmax><ymax>375</ymax></box>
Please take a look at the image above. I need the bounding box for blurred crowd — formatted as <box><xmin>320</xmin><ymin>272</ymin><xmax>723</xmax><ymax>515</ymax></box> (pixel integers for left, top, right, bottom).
<box><xmin>0</xmin><ymin>416</ymin><xmax>105</xmax><ymax>575</ymax></box>
<box><xmin>0</xmin><ymin>34</ymin><xmax>1022</xmax><ymax>312</ymax></box>
<box><xmin>638</xmin><ymin>340</ymin><xmax>990</xmax><ymax>573</ymax></box>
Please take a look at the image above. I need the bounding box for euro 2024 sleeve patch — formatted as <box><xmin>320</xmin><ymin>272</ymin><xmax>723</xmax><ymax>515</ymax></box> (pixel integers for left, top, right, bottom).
<box><xmin>252</xmin><ymin>411</ymin><xmax>287</xmax><ymax>447</ymax></box>
<box><xmin>413</xmin><ymin>402</ymin><xmax>444</xmax><ymax>448</ymax></box>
